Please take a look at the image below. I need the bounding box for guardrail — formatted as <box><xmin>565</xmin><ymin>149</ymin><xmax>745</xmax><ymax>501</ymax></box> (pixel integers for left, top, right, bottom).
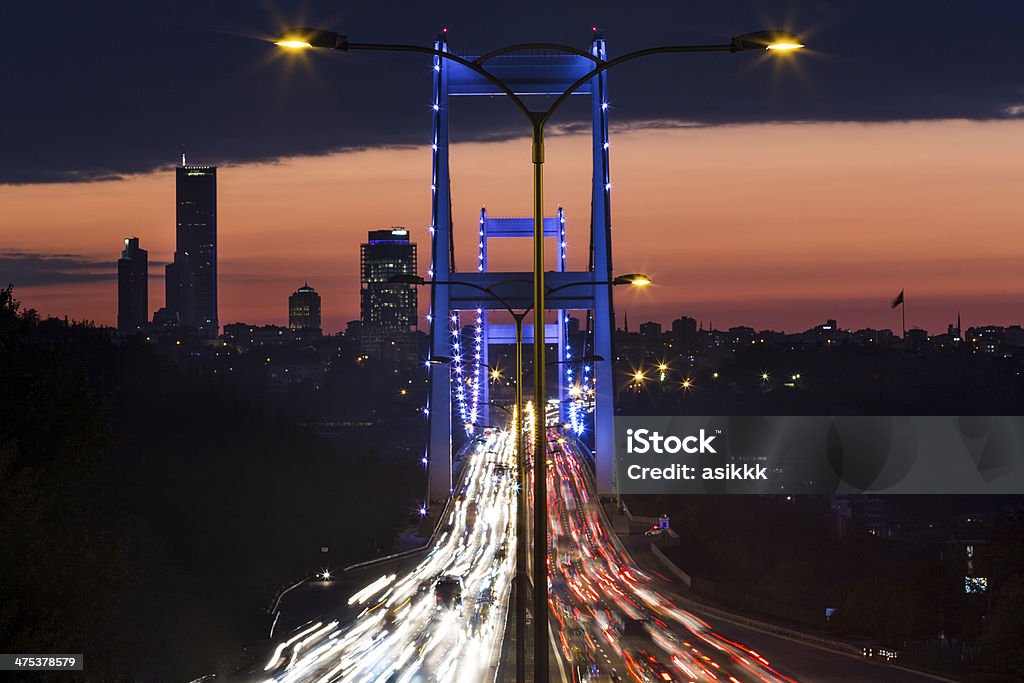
<box><xmin>267</xmin><ymin>439</ymin><xmax>480</xmax><ymax>637</ymax></box>
<box><xmin>677</xmin><ymin>594</ymin><xmax>864</xmax><ymax>658</ymax></box>
<box><xmin>649</xmin><ymin>543</ymin><xmax>692</xmax><ymax>588</ymax></box>
<box><xmin>343</xmin><ymin>437</ymin><xmax>479</xmax><ymax>573</ymax></box>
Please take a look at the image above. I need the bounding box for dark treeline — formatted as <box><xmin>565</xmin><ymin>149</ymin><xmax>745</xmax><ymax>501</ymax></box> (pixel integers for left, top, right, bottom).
<box><xmin>0</xmin><ymin>288</ymin><xmax>421</xmax><ymax>680</ymax></box>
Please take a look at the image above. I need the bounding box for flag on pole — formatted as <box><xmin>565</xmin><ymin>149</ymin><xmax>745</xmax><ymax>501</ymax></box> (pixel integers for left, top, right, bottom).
<box><xmin>891</xmin><ymin>289</ymin><xmax>904</xmax><ymax>308</ymax></box>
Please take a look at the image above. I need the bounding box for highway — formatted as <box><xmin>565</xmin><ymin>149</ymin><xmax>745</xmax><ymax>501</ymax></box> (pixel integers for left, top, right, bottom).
<box><xmin>253</xmin><ymin>416</ymin><xmax>951</xmax><ymax>683</ymax></box>
<box><xmin>544</xmin><ymin>430</ymin><xmax>952</xmax><ymax>683</ymax></box>
<box><xmin>545</xmin><ymin>432</ymin><xmax>797</xmax><ymax>683</ymax></box>
<box><xmin>257</xmin><ymin>430</ymin><xmax>517</xmax><ymax>683</ymax></box>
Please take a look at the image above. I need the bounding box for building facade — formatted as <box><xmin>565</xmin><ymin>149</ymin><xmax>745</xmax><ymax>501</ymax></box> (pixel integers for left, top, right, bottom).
<box><xmin>117</xmin><ymin>236</ymin><xmax>148</xmax><ymax>333</ymax></box>
<box><xmin>166</xmin><ymin>163</ymin><xmax>218</xmax><ymax>337</ymax></box>
<box><xmin>289</xmin><ymin>282</ymin><xmax>322</xmax><ymax>332</ymax></box>
<box><xmin>360</xmin><ymin>228</ymin><xmax>417</xmax><ymax>358</ymax></box>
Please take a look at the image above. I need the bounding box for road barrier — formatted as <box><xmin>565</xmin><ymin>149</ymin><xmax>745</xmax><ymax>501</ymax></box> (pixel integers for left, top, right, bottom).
<box><xmin>343</xmin><ymin>439</ymin><xmax>477</xmax><ymax>573</ymax></box>
<box><xmin>649</xmin><ymin>543</ymin><xmax>692</xmax><ymax>588</ymax></box>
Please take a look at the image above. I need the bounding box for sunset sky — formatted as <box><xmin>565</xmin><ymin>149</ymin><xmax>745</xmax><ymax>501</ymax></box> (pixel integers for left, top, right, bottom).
<box><xmin>3</xmin><ymin>119</ymin><xmax>1022</xmax><ymax>333</ymax></box>
<box><xmin>2</xmin><ymin>1</ymin><xmax>1023</xmax><ymax>334</ymax></box>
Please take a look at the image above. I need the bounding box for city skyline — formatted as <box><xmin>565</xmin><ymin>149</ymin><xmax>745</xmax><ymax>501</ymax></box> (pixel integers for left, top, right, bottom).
<box><xmin>3</xmin><ymin>120</ymin><xmax>1022</xmax><ymax>334</ymax></box>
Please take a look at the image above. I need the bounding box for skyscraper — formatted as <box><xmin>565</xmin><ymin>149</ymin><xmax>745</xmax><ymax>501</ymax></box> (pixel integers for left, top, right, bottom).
<box><xmin>289</xmin><ymin>282</ymin><xmax>322</xmax><ymax>332</ymax></box>
<box><xmin>672</xmin><ymin>316</ymin><xmax>698</xmax><ymax>354</ymax></box>
<box><xmin>360</xmin><ymin>228</ymin><xmax>417</xmax><ymax>357</ymax></box>
<box><xmin>166</xmin><ymin>159</ymin><xmax>217</xmax><ymax>337</ymax></box>
<box><xmin>117</xmin><ymin>236</ymin><xmax>148</xmax><ymax>333</ymax></box>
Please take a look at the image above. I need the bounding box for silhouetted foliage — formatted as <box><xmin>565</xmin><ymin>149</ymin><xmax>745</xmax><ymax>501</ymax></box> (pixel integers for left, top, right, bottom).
<box><xmin>0</xmin><ymin>287</ymin><xmax>421</xmax><ymax>680</ymax></box>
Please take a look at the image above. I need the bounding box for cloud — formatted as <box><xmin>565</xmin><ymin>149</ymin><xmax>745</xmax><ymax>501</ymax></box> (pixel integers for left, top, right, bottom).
<box><xmin>0</xmin><ymin>252</ymin><xmax>165</xmax><ymax>287</ymax></box>
<box><xmin>3</xmin><ymin>0</ymin><xmax>1024</xmax><ymax>184</ymax></box>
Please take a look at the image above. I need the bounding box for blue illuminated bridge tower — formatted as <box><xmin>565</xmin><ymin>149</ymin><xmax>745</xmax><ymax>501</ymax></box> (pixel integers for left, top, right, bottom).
<box><xmin>425</xmin><ymin>33</ymin><xmax>618</xmax><ymax>499</ymax></box>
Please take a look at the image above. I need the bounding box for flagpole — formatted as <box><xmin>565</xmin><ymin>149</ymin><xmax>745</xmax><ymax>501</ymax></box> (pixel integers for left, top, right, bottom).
<box><xmin>902</xmin><ymin>290</ymin><xmax>906</xmax><ymax>342</ymax></box>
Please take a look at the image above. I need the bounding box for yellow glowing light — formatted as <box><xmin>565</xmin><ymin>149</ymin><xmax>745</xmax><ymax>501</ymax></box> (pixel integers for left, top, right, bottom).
<box><xmin>630</xmin><ymin>277</ymin><xmax>652</xmax><ymax>286</ymax></box>
<box><xmin>682</xmin><ymin>378</ymin><xmax>693</xmax><ymax>389</ymax></box>
<box><xmin>761</xmin><ymin>372</ymin><xmax>770</xmax><ymax>381</ymax></box>
<box><xmin>766</xmin><ymin>42</ymin><xmax>805</xmax><ymax>51</ymax></box>
<box><xmin>633</xmin><ymin>371</ymin><xmax>645</xmax><ymax>382</ymax></box>
<box><xmin>490</xmin><ymin>368</ymin><xmax>502</xmax><ymax>380</ymax></box>
<box><xmin>275</xmin><ymin>39</ymin><xmax>313</xmax><ymax>49</ymax></box>
<box><xmin>658</xmin><ymin>363</ymin><xmax>668</xmax><ymax>372</ymax></box>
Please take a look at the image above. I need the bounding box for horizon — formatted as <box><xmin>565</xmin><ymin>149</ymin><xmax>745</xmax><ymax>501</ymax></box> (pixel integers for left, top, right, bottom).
<box><xmin>3</xmin><ymin>120</ymin><xmax>1023</xmax><ymax>335</ymax></box>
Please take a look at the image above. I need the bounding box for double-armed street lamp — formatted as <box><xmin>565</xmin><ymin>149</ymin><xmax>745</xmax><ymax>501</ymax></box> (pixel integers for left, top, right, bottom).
<box><xmin>277</xmin><ymin>28</ymin><xmax>802</xmax><ymax>681</ymax></box>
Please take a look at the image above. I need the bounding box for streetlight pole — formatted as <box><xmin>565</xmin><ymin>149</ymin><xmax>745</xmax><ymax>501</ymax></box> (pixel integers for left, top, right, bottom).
<box><xmin>278</xmin><ymin>31</ymin><xmax>803</xmax><ymax>681</ymax></box>
<box><xmin>528</xmin><ymin>119</ymin><xmax>549</xmax><ymax>677</ymax></box>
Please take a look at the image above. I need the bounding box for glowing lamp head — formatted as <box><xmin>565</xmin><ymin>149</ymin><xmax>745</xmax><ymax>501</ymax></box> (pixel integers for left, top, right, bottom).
<box><xmin>633</xmin><ymin>370</ymin><xmax>645</xmax><ymax>382</ymax></box>
<box><xmin>767</xmin><ymin>41</ymin><xmax>805</xmax><ymax>51</ymax></box>
<box><xmin>613</xmin><ymin>273</ymin><xmax>653</xmax><ymax>287</ymax></box>
<box><xmin>276</xmin><ymin>39</ymin><xmax>312</xmax><ymax>49</ymax></box>
<box><xmin>731</xmin><ymin>30</ymin><xmax>804</xmax><ymax>52</ymax></box>
<box><xmin>274</xmin><ymin>28</ymin><xmax>348</xmax><ymax>50</ymax></box>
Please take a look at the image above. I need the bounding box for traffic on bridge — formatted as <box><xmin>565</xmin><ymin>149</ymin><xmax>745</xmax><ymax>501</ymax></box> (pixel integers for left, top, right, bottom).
<box><xmin>259</xmin><ymin>431</ymin><xmax>516</xmax><ymax>682</ymax></box>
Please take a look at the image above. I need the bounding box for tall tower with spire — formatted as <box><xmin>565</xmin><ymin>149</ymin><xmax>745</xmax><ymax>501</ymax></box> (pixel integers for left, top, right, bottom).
<box><xmin>166</xmin><ymin>153</ymin><xmax>218</xmax><ymax>337</ymax></box>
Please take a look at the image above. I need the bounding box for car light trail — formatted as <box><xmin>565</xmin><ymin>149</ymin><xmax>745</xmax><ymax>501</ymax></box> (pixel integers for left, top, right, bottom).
<box><xmin>543</xmin><ymin>401</ymin><xmax>796</xmax><ymax>683</ymax></box>
<box><xmin>260</xmin><ymin>430</ymin><xmax>517</xmax><ymax>682</ymax></box>
<box><xmin>261</xmin><ymin>414</ymin><xmax>798</xmax><ymax>683</ymax></box>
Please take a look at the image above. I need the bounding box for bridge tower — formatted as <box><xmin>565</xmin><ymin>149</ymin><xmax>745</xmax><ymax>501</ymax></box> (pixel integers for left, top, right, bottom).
<box><xmin>425</xmin><ymin>33</ymin><xmax>618</xmax><ymax>500</ymax></box>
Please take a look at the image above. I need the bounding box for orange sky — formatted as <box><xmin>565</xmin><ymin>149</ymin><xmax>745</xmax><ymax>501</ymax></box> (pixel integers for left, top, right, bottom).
<box><xmin>2</xmin><ymin>119</ymin><xmax>1022</xmax><ymax>334</ymax></box>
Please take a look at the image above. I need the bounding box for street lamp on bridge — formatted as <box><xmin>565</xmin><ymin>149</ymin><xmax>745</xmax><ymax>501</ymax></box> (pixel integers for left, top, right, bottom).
<box><xmin>278</xmin><ymin>30</ymin><xmax>802</xmax><ymax>680</ymax></box>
